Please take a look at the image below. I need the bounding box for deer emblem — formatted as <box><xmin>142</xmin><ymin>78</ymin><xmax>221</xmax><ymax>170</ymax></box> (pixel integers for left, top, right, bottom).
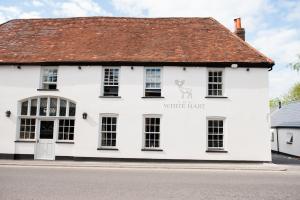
<box><xmin>175</xmin><ymin>80</ymin><xmax>192</xmax><ymax>99</ymax></box>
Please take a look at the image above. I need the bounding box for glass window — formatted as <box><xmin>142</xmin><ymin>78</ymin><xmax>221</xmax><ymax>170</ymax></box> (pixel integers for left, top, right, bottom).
<box><xmin>58</xmin><ymin>119</ymin><xmax>75</xmax><ymax>141</ymax></box>
<box><xmin>21</xmin><ymin>101</ymin><xmax>28</xmax><ymax>115</ymax></box>
<box><xmin>30</xmin><ymin>99</ymin><xmax>37</xmax><ymax>116</ymax></box>
<box><xmin>103</xmin><ymin>68</ymin><xmax>119</xmax><ymax>96</ymax></box>
<box><xmin>69</xmin><ymin>102</ymin><xmax>76</xmax><ymax>116</ymax></box>
<box><xmin>145</xmin><ymin>67</ymin><xmax>161</xmax><ymax>97</ymax></box>
<box><xmin>40</xmin><ymin>98</ymin><xmax>47</xmax><ymax>116</ymax></box>
<box><xmin>19</xmin><ymin>118</ymin><xmax>35</xmax><ymax>140</ymax></box>
<box><xmin>144</xmin><ymin>116</ymin><xmax>160</xmax><ymax>148</ymax></box>
<box><xmin>41</xmin><ymin>67</ymin><xmax>58</xmax><ymax>89</ymax></box>
<box><xmin>18</xmin><ymin>97</ymin><xmax>76</xmax><ymax>141</ymax></box>
<box><xmin>208</xmin><ymin>71</ymin><xmax>223</xmax><ymax>96</ymax></box>
<box><xmin>207</xmin><ymin>119</ymin><xmax>224</xmax><ymax>149</ymax></box>
<box><xmin>59</xmin><ymin>99</ymin><xmax>67</xmax><ymax>116</ymax></box>
<box><xmin>100</xmin><ymin>116</ymin><xmax>117</xmax><ymax>147</ymax></box>
<box><xmin>49</xmin><ymin>98</ymin><xmax>57</xmax><ymax>116</ymax></box>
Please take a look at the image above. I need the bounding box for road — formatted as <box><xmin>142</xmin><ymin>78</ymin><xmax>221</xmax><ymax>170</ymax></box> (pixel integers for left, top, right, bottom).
<box><xmin>1</xmin><ymin>165</ymin><xmax>300</xmax><ymax>200</ymax></box>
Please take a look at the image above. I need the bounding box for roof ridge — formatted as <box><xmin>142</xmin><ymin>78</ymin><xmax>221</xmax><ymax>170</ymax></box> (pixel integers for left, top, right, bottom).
<box><xmin>2</xmin><ymin>16</ymin><xmax>212</xmax><ymax>24</ymax></box>
<box><xmin>208</xmin><ymin>17</ymin><xmax>274</xmax><ymax>65</ymax></box>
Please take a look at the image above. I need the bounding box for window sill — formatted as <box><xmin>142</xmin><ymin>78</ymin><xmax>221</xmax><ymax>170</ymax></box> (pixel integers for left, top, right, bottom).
<box><xmin>141</xmin><ymin>148</ymin><xmax>163</xmax><ymax>152</ymax></box>
<box><xmin>56</xmin><ymin>141</ymin><xmax>74</xmax><ymax>144</ymax></box>
<box><xmin>37</xmin><ymin>89</ymin><xmax>59</xmax><ymax>91</ymax></box>
<box><xmin>97</xmin><ymin>147</ymin><xmax>119</xmax><ymax>151</ymax></box>
<box><xmin>15</xmin><ymin>140</ymin><xmax>36</xmax><ymax>143</ymax></box>
<box><xmin>99</xmin><ymin>96</ymin><xmax>121</xmax><ymax>98</ymax></box>
<box><xmin>141</xmin><ymin>96</ymin><xmax>165</xmax><ymax>99</ymax></box>
<box><xmin>205</xmin><ymin>96</ymin><xmax>228</xmax><ymax>99</ymax></box>
<box><xmin>206</xmin><ymin>149</ymin><xmax>228</xmax><ymax>153</ymax></box>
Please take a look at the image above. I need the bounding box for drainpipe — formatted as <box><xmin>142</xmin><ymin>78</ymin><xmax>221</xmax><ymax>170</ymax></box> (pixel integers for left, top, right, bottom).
<box><xmin>276</xmin><ymin>128</ymin><xmax>280</xmax><ymax>152</ymax></box>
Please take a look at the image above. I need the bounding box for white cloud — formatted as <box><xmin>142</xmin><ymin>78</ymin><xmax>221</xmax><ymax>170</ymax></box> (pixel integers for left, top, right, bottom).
<box><xmin>53</xmin><ymin>0</ymin><xmax>111</xmax><ymax>17</ymax></box>
<box><xmin>111</xmin><ymin>0</ymin><xmax>271</xmax><ymax>32</ymax></box>
<box><xmin>251</xmin><ymin>27</ymin><xmax>300</xmax><ymax>66</ymax></box>
<box><xmin>0</xmin><ymin>6</ymin><xmax>41</xmax><ymax>23</ymax></box>
<box><xmin>269</xmin><ymin>68</ymin><xmax>300</xmax><ymax>98</ymax></box>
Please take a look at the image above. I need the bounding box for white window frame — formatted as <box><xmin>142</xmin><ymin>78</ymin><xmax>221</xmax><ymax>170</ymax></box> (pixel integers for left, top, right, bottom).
<box><xmin>17</xmin><ymin>96</ymin><xmax>76</xmax><ymax>142</ymax></box>
<box><xmin>143</xmin><ymin>114</ymin><xmax>162</xmax><ymax>149</ymax></box>
<box><xmin>40</xmin><ymin>67</ymin><xmax>58</xmax><ymax>90</ymax></box>
<box><xmin>144</xmin><ymin>67</ymin><xmax>162</xmax><ymax>97</ymax></box>
<box><xmin>99</xmin><ymin>113</ymin><xmax>119</xmax><ymax>149</ymax></box>
<box><xmin>206</xmin><ymin>117</ymin><xmax>226</xmax><ymax>150</ymax></box>
<box><xmin>101</xmin><ymin>67</ymin><xmax>120</xmax><ymax>96</ymax></box>
<box><xmin>207</xmin><ymin>68</ymin><xmax>224</xmax><ymax>97</ymax></box>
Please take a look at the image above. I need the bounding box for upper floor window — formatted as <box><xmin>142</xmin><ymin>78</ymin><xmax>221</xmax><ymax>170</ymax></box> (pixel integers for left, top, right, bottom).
<box><xmin>145</xmin><ymin>67</ymin><xmax>161</xmax><ymax>97</ymax></box>
<box><xmin>102</xmin><ymin>67</ymin><xmax>119</xmax><ymax>96</ymax></box>
<box><xmin>41</xmin><ymin>67</ymin><xmax>58</xmax><ymax>90</ymax></box>
<box><xmin>208</xmin><ymin>70</ymin><xmax>223</xmax><ymax>96</ymax></box>
<box><xmin>207</xmin><ymin>118</ymin><xmax>224</xmax><ymax>150</ymax></box>
<box><xmin>99</xmin><ymin>115</ymin><xmax>118</xmax><ymax>148</ymax></box>
<box><xmin>143</xmin><ymin>115</ymin><xmax>161</xmax><ymax>149</ymax></box>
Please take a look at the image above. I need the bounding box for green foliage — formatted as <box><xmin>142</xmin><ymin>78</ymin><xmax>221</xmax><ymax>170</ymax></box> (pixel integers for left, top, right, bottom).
<box><xmin>270</xmin><ymin>82</ymin><xmax>300</xmax><ymax>108</ymax></box>
<box><xmin>289</xmin><ymin>54</ymin><xmax>300</xmax><ymax>72</ymax></box>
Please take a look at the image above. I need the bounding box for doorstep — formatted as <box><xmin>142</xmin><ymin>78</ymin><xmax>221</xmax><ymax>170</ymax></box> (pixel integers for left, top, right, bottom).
<box><xmin>0</xmin><ymin>160</ymin><xmax>287</xmax><ymax>171</ymax></box>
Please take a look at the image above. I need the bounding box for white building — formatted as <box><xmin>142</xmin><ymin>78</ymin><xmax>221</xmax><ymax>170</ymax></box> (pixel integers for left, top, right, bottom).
<box><xmin>271</xmin><ymin>102</ymin><xmax>300</xmax><ymax>157</ymax></box>
<box><xmin>0</xmin><ymin>17</ymin><xmax>274</xmax><ymax>161</ymax></box>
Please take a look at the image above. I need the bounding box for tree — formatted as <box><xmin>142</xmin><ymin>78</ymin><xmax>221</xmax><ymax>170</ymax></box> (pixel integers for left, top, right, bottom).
<box><xmin>290</xmin><ymin>54</ymin><xmax>300</xmax><ymax>72</ymax></box>
<box><xmin>269</xmin><ymin>82</ymin><xmax>300</xmax><ymax>108</ymax></box>
<box><xmin>282</xmin><ymin>82</ymin><xmax>300</xmax><ymax>103</ymax></box>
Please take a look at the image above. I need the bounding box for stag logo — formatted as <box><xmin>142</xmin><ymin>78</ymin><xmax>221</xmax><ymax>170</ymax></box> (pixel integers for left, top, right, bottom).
<box><xmin>175</xmin><ymin>80</ymin><xmax>192</xmax><ymax>99</ymax></box>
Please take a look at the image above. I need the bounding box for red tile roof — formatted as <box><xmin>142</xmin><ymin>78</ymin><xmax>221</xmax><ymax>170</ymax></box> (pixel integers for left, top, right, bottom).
<box><xmin>0</xmin><ymin>17</ymin><xmax>274</xmax><ymax>67</ymax></box>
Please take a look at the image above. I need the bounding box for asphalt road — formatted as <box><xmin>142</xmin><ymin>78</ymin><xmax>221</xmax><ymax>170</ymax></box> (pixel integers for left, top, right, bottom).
<box><xmin>272</xmin><ymin>152</ymin><xmax>300</xmax><ymax>165</ymax></box>
<box><xmin>1</xmin><ymin>166</ymin><xmax>300</xmax><ymax>200</ymax></box>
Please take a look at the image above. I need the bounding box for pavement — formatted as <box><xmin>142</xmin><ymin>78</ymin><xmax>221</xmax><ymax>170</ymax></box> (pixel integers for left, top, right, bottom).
<box><xmin>0</xmin><ymin>159</ymin><xmax>288</xmax><ymax>171</ymax></box>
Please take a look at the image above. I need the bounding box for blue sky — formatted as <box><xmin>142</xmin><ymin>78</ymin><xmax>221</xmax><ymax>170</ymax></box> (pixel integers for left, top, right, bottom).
<box><xmin>0</xmin><ymin>0</ymin><xmax>299</xmax><ymax>98</ymax></box>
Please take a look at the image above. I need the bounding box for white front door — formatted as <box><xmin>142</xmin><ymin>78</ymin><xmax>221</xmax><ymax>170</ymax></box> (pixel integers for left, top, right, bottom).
<box><xmin>35</xmin><ymin>120</ymin><xmax>55</xmax><ymax>160</ymax></box>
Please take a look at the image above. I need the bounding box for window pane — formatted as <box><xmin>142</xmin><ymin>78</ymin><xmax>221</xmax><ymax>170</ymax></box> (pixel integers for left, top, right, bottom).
<box><xmin>21</xmin><ymin>101</ymin><xmax>28</xmax><ymax>115</ymax></box>
<box><xmin>58</xmin><ymin>119</ymin><xmax>75</xmax><ymax>141</ymax></box>
<box><xmin>208</xmin><ymin>71</ymin><xmax>223</xmax><ymax>96</ymax></box>
<box><xmin>49</xmin><ymin>98</ymin><xmax>57</xmax><ymax>116</ymax></box>
<box><xmin>19</xmin><ymin>118</ymin><xmax>35</xmax><ymax>140</ymax></box>
<box><xmin>39</xmin><ymin>98</ymin><xmax>47</xmax><ymax>116</ymax></box>
<box><xmin>144</xmin><ymin>117</ymin><xmax>160</xmax><ymax>148</ymax></box>
<box><xmin>69</xmin><ymin>102</ymin><xmax>76</xmax><ymax>116</ymax></box>
<box><xmin>207</xmin><ymin>119</ymin><xmax>224</xmax><ymax>149</ymax></box>
<box><xmin>103</xmin><ymin>68</ymin><xmax>119</xmax><ymax>96</ymax></box>
<box><xmin>42</xmin><ymin>68</ymin><xmax>58</xmax><ymax>89</ymax></box>
<box><xmin>59</xmin><ymin>99</ymin><xmax>66</xmax><ymax>116</ymax></box>
<box><xmin>145</xmin><ymin>67</ymin><xmax>161</xmax><ymax>96</ymax></box>
<box><xmin>30</xmin><ymin>99</ymin><xmax>37</xmax><ymax>116</ymax></box>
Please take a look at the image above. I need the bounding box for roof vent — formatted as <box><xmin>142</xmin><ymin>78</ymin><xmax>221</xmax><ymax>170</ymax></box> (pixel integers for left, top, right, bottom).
<box><xmin>234</xmin><ymin>18</ymin><xmax>245</xmax><ymax>41</ymax></box>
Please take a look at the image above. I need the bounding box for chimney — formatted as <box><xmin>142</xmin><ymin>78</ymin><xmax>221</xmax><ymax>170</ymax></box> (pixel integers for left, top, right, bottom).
<box><xmin>234</xmin><ymin>18</ymin><xmax>245</xmax><ymax>41</ymax></box>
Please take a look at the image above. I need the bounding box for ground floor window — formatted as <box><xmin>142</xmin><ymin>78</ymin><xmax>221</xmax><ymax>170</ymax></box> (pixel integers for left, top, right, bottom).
<box><xmin>144</xmin><ymin>115</ymin><xmax>161</xmax><ymax>149</ymax></box>
<box><xmin>17</xmin><ymin>96</ymin><xmax>76</xmax><ymax>141</ymax></box>
<box><xmin>100</xmin><ymin>115</ymin><xmax>118</xmax><ymax>147</ymax></box>
<box><xmin>207</xmin><ymin>119</ymin><xmax>224</xmax><ymax>150</ymax></box>
<box><xmin>58</xmin><ymin>119</ymin><xmax>75</xmax><ymax>141</ymax></box>
<box><xmin>19</xmin><ymin>118</ymin><xmax>36</xmax><ymax>139</ymax></box>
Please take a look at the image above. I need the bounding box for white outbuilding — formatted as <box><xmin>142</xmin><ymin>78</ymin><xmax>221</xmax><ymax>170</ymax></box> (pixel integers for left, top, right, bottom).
<box><xmin>0</xmin><ymin>17</ymin><xmax>274</xmax><ymax>162</ymax></box>
<box><xmin>271</xmin><ymin>102</ymin><xmax>300</xmax><ymax>157</ymax></box>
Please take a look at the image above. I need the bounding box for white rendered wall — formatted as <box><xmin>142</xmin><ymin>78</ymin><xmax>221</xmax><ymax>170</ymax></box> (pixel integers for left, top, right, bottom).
<box><xmin>0</xmin><ymin>65</ymin><xmax>271</xmax><ymax>161</ymax></box>
<box><xmin>276</xmin><ymin>128</ymin><xmax>300</xmax><ymax>157</ymax></box>
<box><xmin>271</xmin><ymin>128</ymin><xmax>278</xmax><ymax>151</ymax></box>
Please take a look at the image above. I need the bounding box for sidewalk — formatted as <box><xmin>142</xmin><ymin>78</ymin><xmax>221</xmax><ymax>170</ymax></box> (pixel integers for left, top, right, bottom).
<box><xmin>0</xmin><ymin>159</ymin><xmax>288</xmax><ymax>171</ymax></box>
